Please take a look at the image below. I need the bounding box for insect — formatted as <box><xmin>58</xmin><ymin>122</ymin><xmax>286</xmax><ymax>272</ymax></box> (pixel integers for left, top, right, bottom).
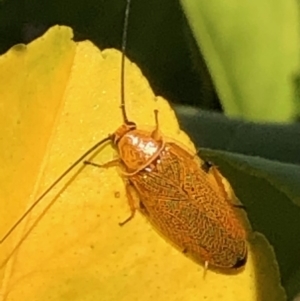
<box><xmin>0</xmin><ymin>0</ymin><xmax>247</xmax><ymax>272</ymax></box>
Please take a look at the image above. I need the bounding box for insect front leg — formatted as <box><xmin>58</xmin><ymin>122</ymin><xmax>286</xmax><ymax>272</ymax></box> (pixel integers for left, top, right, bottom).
<box><xmin>151</xmin><ymin>109</ymin><xmax>163</xmax><ymax>141</ymax></box>
<box><xmin>83</xmin><ymin>158</ymin><xmax>120</xmax><ymax>168</ymax></box>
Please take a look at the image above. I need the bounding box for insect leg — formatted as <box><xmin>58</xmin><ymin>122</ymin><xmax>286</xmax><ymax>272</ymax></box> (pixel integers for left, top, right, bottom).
<box><xmin>208</xmin><ymin>165</ymin><xmax>246</xmax><ymax>210</ymax></box>
<box><xmin>194</xmin><ymin>148</ymin><xmax>214</xmax><ymax>173</ymax></box>
<box><xmin>83</xmin><ymin>158</ymin><xmax>120</xmax><ymax>169</ymax></box>
<box><xmin>151</xmin><ymin>109</ymin><xmax>162</xmax><ymax>141</ymax></box>
<box><xmin>194</xmin><ymin>150</ymin><xmax>240</xmax><ymax>208</ymax></box>
<box><xmin>203</xmin><ymin>261</ymin><xmax>209</xmax><ymax>279</ymax></box>
<box><xmin>119</xmin><ymin>183</ymin><xmax>139</xmax><ymax>226</ymax></box>
<box><xmin>200</xmin><ymin>160</ymin><xmax>214</xmax><ymax>173</ymax></box>
<box><xmin>84</xmin><ymin>159</ymin><xmax>141</xmax><ymax>225</ymax></box>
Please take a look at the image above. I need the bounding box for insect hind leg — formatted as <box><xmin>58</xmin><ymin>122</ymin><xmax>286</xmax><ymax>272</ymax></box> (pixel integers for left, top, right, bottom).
<box><xmin>205</xmin><ymin>162</ymin><xmax>247</xmax><ymax>210</ymax></box>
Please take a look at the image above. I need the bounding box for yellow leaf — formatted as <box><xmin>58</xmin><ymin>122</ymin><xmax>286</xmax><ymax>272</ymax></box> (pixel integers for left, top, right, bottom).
<box><xmin>0</xmin><ymin>26</ymin><xmax>284</xmax><ymax>301</ymax></box>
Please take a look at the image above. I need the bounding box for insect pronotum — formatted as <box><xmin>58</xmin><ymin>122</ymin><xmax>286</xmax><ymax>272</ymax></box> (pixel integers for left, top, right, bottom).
<box><xmin>1</xmin><ymin>0</ymin><xmax>247</xmax><ymax>272</ymax></box>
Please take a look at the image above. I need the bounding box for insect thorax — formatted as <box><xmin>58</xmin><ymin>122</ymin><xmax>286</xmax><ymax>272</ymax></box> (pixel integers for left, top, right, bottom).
<box><xmin>117</xmin><ymin>129</ymin><xmax>163</xmax><ymax>172</ymax></box>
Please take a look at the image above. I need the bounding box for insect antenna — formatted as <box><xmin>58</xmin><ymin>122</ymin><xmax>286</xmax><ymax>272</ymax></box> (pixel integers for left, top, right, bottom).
<box><xmin>0</xmin><ymin>136</ymin><xmax>111</xmax><ymax>244</ymax></box>
<box><xmin>120</xmin><ymin>0</ymin><xmax>132</xmax><ymax>125</ymax></box>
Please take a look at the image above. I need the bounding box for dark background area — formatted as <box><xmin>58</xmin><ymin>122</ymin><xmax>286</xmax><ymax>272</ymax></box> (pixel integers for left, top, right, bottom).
<box><xmin>0</xmin><ymin>0</ymin><xmax>221</xmax><ymax>111</ymax></box>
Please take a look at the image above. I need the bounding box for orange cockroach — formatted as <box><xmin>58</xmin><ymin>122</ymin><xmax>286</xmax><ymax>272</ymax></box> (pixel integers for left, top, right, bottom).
<box><xmin>0</xmin><ymin>0</ymin><xmax>247</xmax><ymax>271</ymax></box>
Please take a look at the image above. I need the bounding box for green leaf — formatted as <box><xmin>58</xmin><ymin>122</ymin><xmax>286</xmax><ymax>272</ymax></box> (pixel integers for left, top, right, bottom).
<box><xmin>174</xmin><ymin>105</ymin><xmax>300</xmax><ymax>164</ymax></box>
<box><xmin>180</xmin><ymin>0</ymin><xmax>300</xmax><ymax>122</ymax></box>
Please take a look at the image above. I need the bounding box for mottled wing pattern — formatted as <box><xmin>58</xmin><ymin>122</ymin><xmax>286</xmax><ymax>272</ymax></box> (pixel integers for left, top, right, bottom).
<box><xmin>129</xmin><ymin>142</ymin><xmax>246</xmax><ymax>268</ymax></box>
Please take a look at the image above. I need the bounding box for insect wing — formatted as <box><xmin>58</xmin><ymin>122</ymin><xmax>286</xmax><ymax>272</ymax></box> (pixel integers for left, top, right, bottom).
<box><xmin>129</xmin><ymin>142</ymin><xmax>246</xmax><ymax>268</ymax></box>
